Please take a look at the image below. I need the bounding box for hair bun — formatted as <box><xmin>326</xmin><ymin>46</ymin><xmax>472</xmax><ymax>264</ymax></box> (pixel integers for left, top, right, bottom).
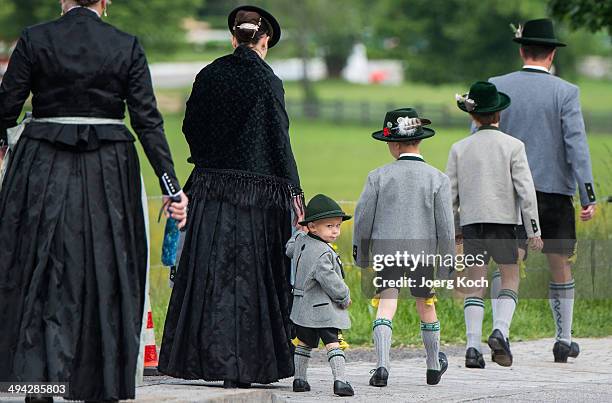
<box><xmin>75</xmin><ymin>0</ymin><xmax>100</xmax><ymax>6</ymax></box>
<box><xmin>233</xmin><ymin>10</ymin><xmax>272</xmax><ymax>45</ymax></box>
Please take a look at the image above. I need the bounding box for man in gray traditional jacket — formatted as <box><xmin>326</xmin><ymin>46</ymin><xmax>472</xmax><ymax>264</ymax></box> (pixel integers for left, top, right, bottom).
<box><xmin>489</xmin><ymin>18</ymin><xmax>597</xmax><ymax>363</ymax></box>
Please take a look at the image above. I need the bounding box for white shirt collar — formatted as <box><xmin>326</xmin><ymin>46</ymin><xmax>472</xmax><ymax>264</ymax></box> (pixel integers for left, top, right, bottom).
<box><xmin>399</xmin><ymin>152</ymin><xmax>424</xmax><ymax>159</ymax></box>
<box><xmin>522</xmin><ymin>64</ymin><xmax>549</xmax><ymax>73</ymax></box>
<box><xmin>67</xmin><ymin>5</ymin><xmax>101</xmax><ymax>18</ymax></box>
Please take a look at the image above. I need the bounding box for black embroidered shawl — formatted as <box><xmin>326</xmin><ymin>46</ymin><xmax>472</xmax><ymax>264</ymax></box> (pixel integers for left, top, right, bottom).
<box><xmin>182</xmin><ymin>45</ymin><xmax>301</xmax><ymax>210</ymax></box>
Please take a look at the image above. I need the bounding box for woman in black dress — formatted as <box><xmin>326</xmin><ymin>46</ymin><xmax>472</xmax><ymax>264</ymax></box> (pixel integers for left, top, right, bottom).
<box><xmin>158</xmin><ymin>5</ymin><xmax>303</xmax><ymax>388</ymax></box>
<box><xmin>0</xmin><ymin>1</ymin><xmax>187</xmax><ymax>401</ymax></box>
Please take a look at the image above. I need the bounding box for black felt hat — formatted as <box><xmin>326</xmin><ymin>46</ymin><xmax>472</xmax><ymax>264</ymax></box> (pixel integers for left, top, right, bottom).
<box><xmin>512</xmin><ymin>18</ymin><xmax>566</xmax><ymax>47</ymax></box>
<box><xmin>299</xmin><ymin>194</ymin><xmax>352</xmax><ymax>226</ymax></box>
<box><xmin>228</xmin><ymin>5</ymin><xmax>281</xmax><ymax>48</ymax></box>
<box><xmin>456</xmin><ymin>81</ymin><xmax>511</xmax><ymax>114</ymax></box>
<box><xmin>372</xmin><ymin>108</ymin><xmax>435</xmax><ymax>142</ymax></box>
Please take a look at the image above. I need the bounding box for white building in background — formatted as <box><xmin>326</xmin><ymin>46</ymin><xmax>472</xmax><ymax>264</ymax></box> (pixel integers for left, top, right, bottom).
<box><xmin>342</xmin><ymin>43</ymin><xmax>404</xmax><ymax>85</ymax></box>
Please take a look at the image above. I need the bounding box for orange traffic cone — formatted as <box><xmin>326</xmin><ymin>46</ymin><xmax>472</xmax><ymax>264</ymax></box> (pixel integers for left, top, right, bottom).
<box><xmin>143</xmin><ymin>298</ymin><xmax>161</xmax><ymax>376</ymax></box>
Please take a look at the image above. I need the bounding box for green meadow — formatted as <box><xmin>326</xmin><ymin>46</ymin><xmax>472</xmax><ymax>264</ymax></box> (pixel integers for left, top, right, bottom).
<box><xmin>143</xmin><ymin>113</ymin><xmax>612</xmax><ymax>346</ymax></box>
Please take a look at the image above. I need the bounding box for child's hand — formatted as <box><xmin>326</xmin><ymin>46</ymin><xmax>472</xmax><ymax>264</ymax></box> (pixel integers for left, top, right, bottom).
<box><xmin>455</xmin><ymin>234</ymin><xmax>463</xmax><ymax>245</ymax></box>
<box><xmin>528</xmin><ymin>236</ymin><xmax>543</xmax><ymax>251</ymax></box>
<box><xmin>342</xmin><ymin>299</ymin><xmax>352</xmax><ymax>309</ymax></box>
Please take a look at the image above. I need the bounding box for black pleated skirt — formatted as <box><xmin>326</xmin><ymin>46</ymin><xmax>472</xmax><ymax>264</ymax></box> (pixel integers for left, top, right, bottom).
<box><xmin>0</xmin><ymin>136</ymin><xmax>147</xmax><ymax>400</ymax></box>
<box><xmin>158</xmin><ymin>168</ymin><xmax>296</xmax><ymax>384</ymax></box>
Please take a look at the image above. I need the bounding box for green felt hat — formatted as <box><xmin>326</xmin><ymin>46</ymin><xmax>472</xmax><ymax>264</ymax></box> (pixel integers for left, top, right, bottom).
<box><xmin>512</xmin><ymin>18</ymin><xmax>566</xmax><ymax>47</ymax></box>
<box><xmin>456</xmin><ymin>81</ymin><xmax>511</xmax><ymax>114</ymax></box>
<box><xmin>299</xmin><ymin>194</ymin><xmax>352</xmax><ymax>226</ymax></box>
<box><xmin>372</xmin><ymin>108</ymin><xmax>435</xmax><ymax>142</ymax></box>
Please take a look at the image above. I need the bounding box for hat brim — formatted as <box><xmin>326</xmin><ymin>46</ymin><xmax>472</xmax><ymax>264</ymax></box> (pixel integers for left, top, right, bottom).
<box><xmin>298</xmin><ymin>211</ymin><xmax>352</xmax><ymax>226</ymax></box>
<box><xmin>371</xmin><ymin>127</ymin><xmax>435</xmax><ymax>142</ymax></box>
<box><xmin>513</xmin><ymin>37</ymin><xmax>566</xmax><ymax>47</ymax></box>
<box><xmin>457</xmin><ymin>92</ymin><xmax>511</xmax><ymax>114</ymax></box>
<box><xmin>228</xmin><ymin>5</ymin><xmax>281</xmax><ymax>48</ymax></box>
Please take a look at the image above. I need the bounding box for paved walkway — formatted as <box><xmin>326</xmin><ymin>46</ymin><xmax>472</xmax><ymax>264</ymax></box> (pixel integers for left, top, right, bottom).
<box><xmin>2</xmin><ymin>337</ymin><xmax>610</xmax><ymax>402</ymax></box>
<box><xmin>135</xmin><ymin>337</ymin><xmax>612</xmax><ymax>402</ymax></box>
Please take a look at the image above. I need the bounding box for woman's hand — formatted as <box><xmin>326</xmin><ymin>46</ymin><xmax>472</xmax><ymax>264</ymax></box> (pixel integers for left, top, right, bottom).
<box><xmin>293</xmin><ymin>196</ymin><xmax>307</xmax><ymax>231</ymax></box>
<box><xmin>164</xmin><ymin>192</ymin><xmax>189</xmax><ymax>229</ymax></box>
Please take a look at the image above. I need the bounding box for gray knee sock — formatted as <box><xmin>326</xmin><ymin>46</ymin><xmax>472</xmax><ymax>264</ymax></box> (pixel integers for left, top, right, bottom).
<box><xmin>490</xmin><ymin>270</ymin><xmax>502</xmax><ymax>318</ymax></box>
<box><xmin>494</xmin><ymin>289</ymin><xmax>518</xmax><ymax>339</ymax></box>
<box><xmin>372</xmin><ymin>318</ymin><xmax>392</xmax><ymax>370</ymax></box>
<box><xmin>294</xmin><ymin>345</ymin><xmax>312</xmax><ymax>381</ymax></box>
<box><xmin>464</xmin><ymin>297</ymin><xmax>485</xmax><ymax>352</ymax></box>
<box><xmin>549</xmin><ymin>280</ymin><xmax>575</xmax><ymax>345</ymax></box>
<box><xmin>420</xmin><ymin>321</ymin><xmax>441</xmax><ymax>370</ymax></box>
<box><xmin>327</xmin><ymin>347</ymin><xmax>346</xmax><ymax>382</ymax></box>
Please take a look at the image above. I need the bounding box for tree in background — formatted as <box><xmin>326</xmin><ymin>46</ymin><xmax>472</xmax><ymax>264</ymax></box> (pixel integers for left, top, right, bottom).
<box><xmin>549</xmin><ymin>0</ymin><xmax>612</xmax><ymax>37</ymax></box>
<box><xmin>0</xmin><ymin>0</ymin><xmax>202</xmax><ymax>54</ymax></box>
<box><xmin>371</xmin><ymin>0</ymin><xmax>551</xmax><ymax>84</ymax></box>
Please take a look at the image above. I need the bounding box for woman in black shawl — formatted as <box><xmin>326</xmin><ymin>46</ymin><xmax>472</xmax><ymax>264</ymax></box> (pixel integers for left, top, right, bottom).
<box><xmin>0</xmin><ymin>1</ymin><xmax>187</xmax><ymax>401</ymax></box>
<box><xmin>158</xmin><ymin>5</ymin><xmax>303</xmax><ymax>387</ymax></box>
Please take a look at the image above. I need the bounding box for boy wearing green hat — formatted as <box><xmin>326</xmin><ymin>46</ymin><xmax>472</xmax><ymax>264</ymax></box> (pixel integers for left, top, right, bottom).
<box><xmin>353</xmin><ymin>108</ymin><xmax>454</xmax><ymax>387</ymax></box>
<box><xmin>448</xmin><ymin>81</ymin><xmax>543</xmax><ymax>368</ymax></box>
<box><xmin>286</xmin><ymin>194</ymin><xmax>354</xmax><ymax>397</ymax></box>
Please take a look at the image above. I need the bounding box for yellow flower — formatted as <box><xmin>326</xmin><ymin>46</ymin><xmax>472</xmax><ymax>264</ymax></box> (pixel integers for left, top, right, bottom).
<box><xmin>424</xmin><ymin>295</ymin><xmax>437</xmax><ymax>306</ymax></box>
<box><xmin>338</xmin><ymin>332</ymin><xmax>350</xmax><ymax>350</ymax></box>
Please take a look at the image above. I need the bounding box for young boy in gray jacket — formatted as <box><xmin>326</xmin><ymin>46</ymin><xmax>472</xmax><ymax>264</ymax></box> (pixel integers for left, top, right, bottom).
<box><xmin>286</xmin><ymin>194</ymin><xmax>354</xmax><ymax>397</ymax></box>
<box><xmin>449</xmin><ymin>81</ymin><xmax>543</xmax><ymax>368</ymax></box>
<box><xmin>353</xmin><ymin>108</ymin><xmax>454</xmax><ymax>387</ymax></box>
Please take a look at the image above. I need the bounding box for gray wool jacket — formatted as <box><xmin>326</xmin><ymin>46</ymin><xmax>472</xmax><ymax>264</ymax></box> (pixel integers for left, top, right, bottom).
<box><xmin>446</xmin><ymin>127</ymin><xmax>541</xmax><ymax>237</ymax></box>
<box><xmin>489</xmin><ymin>69</ymin><xmax>596</xmax><ymax>206</ymax></box>
<box><xmin>352</xmin><ymin>155</ymin><xmax>455</xmax><ymax>271</ymax></box>
<box><xmin>286</xmin><ymin>231</ymin><xmax>351</xmax><ymax>330</ymax></box>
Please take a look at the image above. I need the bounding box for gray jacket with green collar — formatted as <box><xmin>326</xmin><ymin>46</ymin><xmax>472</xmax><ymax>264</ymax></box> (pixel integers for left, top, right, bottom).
<box><xmin>286</xmin><ymin>231</ymin><xmax>351</xmax><ymax>329</ymax></box>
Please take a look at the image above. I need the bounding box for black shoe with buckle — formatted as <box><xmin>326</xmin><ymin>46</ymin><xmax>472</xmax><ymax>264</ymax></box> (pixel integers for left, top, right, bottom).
<box><xmin>333</xmin><ymin>380</ymin><xmax>354</xmax><ymax>396</ymax></box>
<box><xmin>488</xmin><ymin>329</ymin><xmax>513</xmax><ymax>367</ymax></box>
<box><xmin>369</xmin><ymin>366</ymin><xmax>388</xmax><ymax>387</ymax></box>
<box><xmin>465</xmin><ymin>347</ymin><xmax>485</xmax><ymax>369</ymax></box>
<box><xmin>293</xmin><ymin>379</ymin><xmax>311</xmax><ymax>392</ymax></box>
<box><xmin>426</xmin><ymin>352</ymin><xmax>448</xmax><ymax>385</ymax></box>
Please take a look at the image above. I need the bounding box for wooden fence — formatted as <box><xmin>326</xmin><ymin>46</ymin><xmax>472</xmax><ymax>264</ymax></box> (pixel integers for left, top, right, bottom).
<box><xmin>285</xmin><ymin>99</ymin><xmax>612</xmax><ymax>134</ymax></box>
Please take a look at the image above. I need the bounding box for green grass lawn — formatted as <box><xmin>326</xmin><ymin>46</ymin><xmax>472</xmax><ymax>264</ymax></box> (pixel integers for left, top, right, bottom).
<box><xmin>144</xmin><ymin>115</ymin><xmax>612</xmax><ymax>346</ymax></box>
<box><xmin>282</xmin><ymin>78</ymin><xmax>612</xmax><ymax>115</ymax></box>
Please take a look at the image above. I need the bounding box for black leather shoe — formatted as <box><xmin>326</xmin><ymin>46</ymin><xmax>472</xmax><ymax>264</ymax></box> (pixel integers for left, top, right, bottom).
<box><xmin>426</xmin><ymin>352</ymin><xmax>448</xmax><ymax>385</ymax></box>
<box><xmin>333</xmin><ymin>380</ymin><xmax>354</xmax><ymax>396</ymax></box>
<box><xmin>293</xmin><ymin>379</ymin><xmax>311</xmax><ymax>392</ymax></box>
<box><xmin>369</xmin><ymin>366</ymin><xmax>389</xmax><ymax>387</ymax></box>
<box><xmin>223</xmin><ymin>380</ymin><xmax>237</xmax><ymax>388</ymax></box>
<box><xmin>570</xmin><ymin>341</ymin><xmax>580</xmax><ymax>358</ymax></box>
<box><xmin>553</xmin><ymin>341</ymin><xmax>573</xmax><ymax>363</ymax></box>
<box><xmin>223</xmin><ymin>380</ymin><xmax>250</xmax><ymax>389</ymax></box>
<box><xmin>25</xmin><ymin>398</ymin><xmax>53</xmax><ymax>403</ymax></box>
<box><xmin>465</xmin><ymin>347</ymin><xmax>485</xmax><ymax>369</ymax></box>
<box><xmin>488</xmin><ymin>329</ymin><xmax>513</xmax><ymax>367</ymax></box>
